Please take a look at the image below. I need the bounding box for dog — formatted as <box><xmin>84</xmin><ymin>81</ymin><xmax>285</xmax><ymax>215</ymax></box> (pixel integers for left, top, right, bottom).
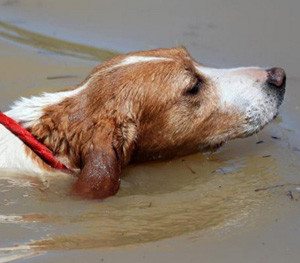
<box><xmin>0</xmin><ymin>47</ymin><xmax>286</xmax><ymax>199</ymax></box>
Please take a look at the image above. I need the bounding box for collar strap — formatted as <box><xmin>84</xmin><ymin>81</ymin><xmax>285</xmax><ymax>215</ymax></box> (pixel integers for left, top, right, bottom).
<box><xmin>0</xmin><ymin>112</ymin><xmax>72</xmax><ymax>174</ymax></box>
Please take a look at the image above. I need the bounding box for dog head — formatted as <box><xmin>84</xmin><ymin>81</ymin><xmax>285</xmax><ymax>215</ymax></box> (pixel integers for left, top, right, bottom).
<box><xmin>80</xmin><ymin>47</ymin><xmax>285</xmax><ymax>163</ymax></box>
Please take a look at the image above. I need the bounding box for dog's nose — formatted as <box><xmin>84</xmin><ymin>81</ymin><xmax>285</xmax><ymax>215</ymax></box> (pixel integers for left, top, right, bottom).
<box><xmin>266</xmin><ymin>67</ymin><xmax>286</xmax><ymax>88</ymax></box>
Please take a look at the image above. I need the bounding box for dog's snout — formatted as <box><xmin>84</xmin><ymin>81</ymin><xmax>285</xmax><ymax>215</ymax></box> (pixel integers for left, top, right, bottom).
<box><xmin>266</xmin><ymin>67</ymin><xmax>286</xmax><ymax>88</ymax></box>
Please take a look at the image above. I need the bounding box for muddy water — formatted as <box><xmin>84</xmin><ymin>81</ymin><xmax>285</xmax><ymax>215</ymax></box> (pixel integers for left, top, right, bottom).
<box><xmin>0</xmin><ymin>0</ymin><xmax>300</xmax><ymax>262</ymax></box>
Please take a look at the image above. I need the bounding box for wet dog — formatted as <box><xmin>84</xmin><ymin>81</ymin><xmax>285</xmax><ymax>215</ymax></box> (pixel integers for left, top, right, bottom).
<box><xmin>0</xmin><ymin>47</ymin><xmax>286</xmax><ymax>199</ymax></box>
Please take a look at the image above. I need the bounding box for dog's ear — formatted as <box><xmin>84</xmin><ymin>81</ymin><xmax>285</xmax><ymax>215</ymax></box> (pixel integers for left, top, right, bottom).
<box><xmin>71</xmin><ymin>122</ymin><xmax>122</xmax><ymax>199</ymax></box>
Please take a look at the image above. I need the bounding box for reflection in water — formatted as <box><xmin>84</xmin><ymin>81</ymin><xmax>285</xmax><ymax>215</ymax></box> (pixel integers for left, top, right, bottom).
<box><xmin>0</xmin><ymin>20</ymin><xmax>119</xmax><ymax>62</ymax></box>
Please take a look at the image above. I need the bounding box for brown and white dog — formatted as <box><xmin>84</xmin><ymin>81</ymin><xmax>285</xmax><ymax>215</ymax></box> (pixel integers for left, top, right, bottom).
<box><xmin>0</xmin><ymin>47</ymin><xmax>286</xmax><ymax>199</ymax></box>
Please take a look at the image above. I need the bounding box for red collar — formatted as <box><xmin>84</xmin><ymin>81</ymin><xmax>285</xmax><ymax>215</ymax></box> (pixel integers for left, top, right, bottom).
<box><xmin>0</xmin><ymin>112</ymin><xmax>72</xmax><ymax>174</ymax></box>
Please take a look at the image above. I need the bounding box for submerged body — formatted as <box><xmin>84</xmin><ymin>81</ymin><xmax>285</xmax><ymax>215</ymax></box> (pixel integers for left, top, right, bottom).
<box><xmin>0</xmin><ymin>47</ymin><xmax>286</xmax><ymax>199</ymax></box>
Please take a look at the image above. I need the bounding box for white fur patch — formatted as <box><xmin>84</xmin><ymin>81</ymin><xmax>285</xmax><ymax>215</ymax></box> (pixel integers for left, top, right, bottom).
<box><xmin>0</xmin><ymin>124</ymin><xmax>44</xmax><ymax>174</ymax></box>
<box><xmin>118</xmin><ymin>56</ymin><xmax>172</xmax><ymax>67</ymax></box>
<box><xmin>197</xmin><ymin>66</ymin><xmax>266</xmax><ymax>107</ymax></box>
<box><xmin>5</xmin><ymin>78</ymin><xmax>91</xmax><ymax>127</ymax></box>
<box><xmin>196</xmin><ymin>65</ymin><xmax>279</xmax><ymax>134</ymax></box>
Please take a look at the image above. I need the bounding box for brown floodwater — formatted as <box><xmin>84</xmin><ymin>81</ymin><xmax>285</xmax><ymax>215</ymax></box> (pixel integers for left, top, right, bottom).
<box><xmin>0</xmin><ymin>0</ymin><xmax>300</xmax><ymax>262</ymax></box>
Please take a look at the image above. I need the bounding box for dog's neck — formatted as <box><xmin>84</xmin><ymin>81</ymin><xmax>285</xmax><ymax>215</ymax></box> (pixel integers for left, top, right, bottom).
<box><xmin>6</xmin><ymin>96</ymin><xmax>86</xmax><ymax>169</ymax></box>
<box><xmin>5</xmin><ymin>85</ymin><xmax>137</xmax><ymax>169</ymax></box>
<box><xmin>4</xmin><ymin>80</ymin><xmax>94</xmax><ymax>168</ymax></box>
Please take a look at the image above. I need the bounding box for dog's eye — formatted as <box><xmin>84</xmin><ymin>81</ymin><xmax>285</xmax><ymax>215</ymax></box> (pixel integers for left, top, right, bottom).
<box><xmin>187</xmin><ymin>81</ymin><xmax>202</xmax><ymax>95</ymax></box>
